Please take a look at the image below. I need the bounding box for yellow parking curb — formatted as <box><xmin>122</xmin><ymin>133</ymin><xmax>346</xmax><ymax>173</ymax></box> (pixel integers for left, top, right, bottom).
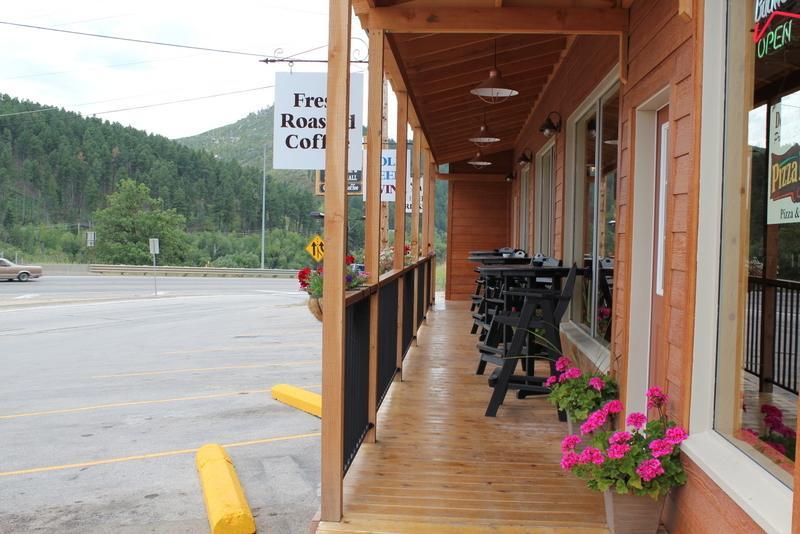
<box><xmin>270</xmin><ymin>384</ymin><xmax>321</xmax><ymax>418</ymax></box>
<box><xmin>195</xmin><ymin>444</ymin><xmax>256</xmax><ymax>534</ymax></box>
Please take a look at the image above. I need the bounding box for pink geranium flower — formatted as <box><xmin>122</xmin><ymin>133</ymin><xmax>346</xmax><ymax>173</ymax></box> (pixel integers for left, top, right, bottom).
<box><xmin>544</xmin><ymin>375</ymin><xmax>558</xmax><ymax>387</ymax></box>
<box><xmin>665</xmin><ymin>426</ymin><xmax>689</xmax><ymax>445</ymax></box>
<box><xmin>579</xmin><ymin>447</ymin><xmax>605</xmax><ymax>465</ymax></box>
<box><xmin>607</xmin><ymin>443</ymin><xmax>631</xmax><ymax>459</ymax></box>
<box><xmin>563</xmin><ymin>367</ymin><xmax>582</xmax><ymax>380</ymax></box>
<box><xmin>603</xmin><ymin>399</ymin><xmax>623</xmax><ymax>414</ymax></box>
<box><xmin>636</xmin><ymin>458</ymin><xmax>665</xmax><ymax>481</ymax></box>
<box><xmin>555</xmin><ymin>356</ymin><xmax>572</xmax><ymax>372</ymax></box>
<box><xmin>648</xmin><ymin>438</ymin><xmax>674</xmax><ymax>458</ymax></box>
<box><xmin>646</xmin><ymin>386</ymin><xmax>669</xmax><ymax>408</ymax></box>
<box><xmin>561</xmin><ymin>434</ymin><xmax>582</xmax><ymax>452</ymax></box>
<box><xmin>560</xmin><ymin>451</ymin><xmax>580</xmax><ymax>470</ymax></box>
<box><xmin>761</xmin><ymin>404</ymin><xmax>782</xmax><ymax>418</ymax></box>
<box><xmin>588</xmin><ymin>377</ymin><xmax>604</xmax><ymax>391</ymax></box>
<box><xmin>580</xmin><ymin>408</ymin><xmax>608</xmax><ymax>434</ymax></box>
<box><xmin>609</xmin><ymin>431</ymin><xmax>632</xmax><ymax>444</ymax></box>
<box><xmin>626</xmin><ymin>412</ymin><xmax>647</xmax><ymax>429</ymax></box>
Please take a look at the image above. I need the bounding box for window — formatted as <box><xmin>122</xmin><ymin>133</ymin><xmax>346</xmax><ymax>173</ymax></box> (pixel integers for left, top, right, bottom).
<box><xmin>572</xmin><ymin>85</ymin><xmax>619</xmax><ymax>345</ymax></box>
<box><xmin>519</xmin><ymin>165</ymin><xmax>531</xmax><ymax>252</ymax></box>
<box><xmin>714</xmin><ymin>0</ymin><xmax>800</xmax><ymax>488</ymax></box>
<box><xmin>535</xmin><ymin>143</ymin><xmax>556</xmax><ymax>257</ymax></box>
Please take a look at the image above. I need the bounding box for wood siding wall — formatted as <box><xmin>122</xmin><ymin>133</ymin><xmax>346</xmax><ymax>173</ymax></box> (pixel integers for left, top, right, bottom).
<box><xmin>445</xmin><ymin>180</ymin><xmax>511</xmax><ymax>300</ymax></box>
<box><xmin>514</xmin><ymin>35</ymin><xmax>619</xmax><ymax>260</ymax></box>
<box><xmin>625</xmin><ymin>1</ymin><xmax>772</xmax><ymax>530</ymax></box>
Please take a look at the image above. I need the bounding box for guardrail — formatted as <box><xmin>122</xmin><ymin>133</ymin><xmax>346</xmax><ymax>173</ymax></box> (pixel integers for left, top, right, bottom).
<box><xmin>88</xmin><ymin>264</ymin><xmax>299</xmax><ymax>278</ymax></box>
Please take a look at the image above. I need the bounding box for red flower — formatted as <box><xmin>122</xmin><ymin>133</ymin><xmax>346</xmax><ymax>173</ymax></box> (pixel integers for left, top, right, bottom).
<box><xmin>297</xmin><ymin>267</ymin><xmax>312</xmax><ymax>289</ymax></box>
<box><xmin>346</xmin><ymin>255</ymin><xmax>356</xmax><ymax>265</ymax></box>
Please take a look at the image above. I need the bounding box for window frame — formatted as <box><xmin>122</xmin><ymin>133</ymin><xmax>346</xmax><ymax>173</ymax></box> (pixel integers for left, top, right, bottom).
<box><xmin>535</xmin><ymin>139</ymin><xmax>556</xmax><ymax>257</ymax></box>
<box><xmin>686</xmin><ymin>0</ymin><xmax>793</xmax><ymax>530</ymax></box>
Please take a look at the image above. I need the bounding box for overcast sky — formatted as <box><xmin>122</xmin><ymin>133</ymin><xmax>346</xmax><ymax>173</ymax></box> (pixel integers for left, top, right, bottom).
<box><xmin>0</xmin><ymin>1</ymin><xmax>370</xmax><ymax>139</ymax></box>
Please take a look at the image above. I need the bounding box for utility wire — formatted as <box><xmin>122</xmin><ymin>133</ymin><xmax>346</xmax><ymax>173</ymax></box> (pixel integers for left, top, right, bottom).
<box><xmin>0</xmin><ymin>85</ymin><xmax>275</xmax><ymax>119</ymax></box>
<box><xmin>0</xmin><ymin>20</ymin><xmax>326</xmax><ymax>60</ymax></box>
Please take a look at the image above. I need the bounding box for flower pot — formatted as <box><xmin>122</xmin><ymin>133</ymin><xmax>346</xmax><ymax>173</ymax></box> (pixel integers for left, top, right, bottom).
<box><xmin>307</xmin><ymin>297</ymin><xmax>323</xmax><ymax>322</ymax></box>
<box><xmin>567</xmin><ymin>413</ymin><xmax>581</xmax><ymax>436</ymax></box>
<box><xmin>603</xmin><ymin>491</ymin><xmax>665</xmax><ymax>534</ymax></box>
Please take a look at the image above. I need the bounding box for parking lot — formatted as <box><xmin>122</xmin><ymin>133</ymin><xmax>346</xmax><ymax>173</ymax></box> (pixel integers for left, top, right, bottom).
<box><xmin>0</xmin><ymin>276</ymin><xmax>321</xmax><ymax>533</ymax></box>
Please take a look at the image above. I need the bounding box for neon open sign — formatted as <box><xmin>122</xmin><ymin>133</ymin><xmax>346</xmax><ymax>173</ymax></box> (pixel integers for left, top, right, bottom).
<box><xmin>753</xmin><ymin>1</ymin><xmax>800</xmax><ymax>57</ymax></box>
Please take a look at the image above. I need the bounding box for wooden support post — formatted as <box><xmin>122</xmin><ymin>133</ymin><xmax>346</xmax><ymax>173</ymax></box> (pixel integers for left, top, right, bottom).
<box><xmin>364</xmin><ymin>28</ymin><xmax>384</xmax><ymax>444</ymax></box>
<box><xmin>320</xmin><ymin>0</ymin><xmax>351</xmax><ymax>522</ymax></box>
<box><xmin>411</xmin><ymin>130</ymin><xmax>422</xmax><ymax>259</ymax></box>
<box><xmin>394</xmin><ymin>93</ymin><xmax>409</xmax><ymax>271</ymax></box>
<box><xmin>394</xmin><ymin>92</ymin><xmax>409</xmax><ymax>379</ymax></box>
<box><xmin>421</xmin><ymin>149</ymin><xmax>433</xmax><ymax>258</ymax></box>
<box><xmin>380</xmin><ymin>201</ymin><xmax>389</xmax><ymax>250</ymax></box>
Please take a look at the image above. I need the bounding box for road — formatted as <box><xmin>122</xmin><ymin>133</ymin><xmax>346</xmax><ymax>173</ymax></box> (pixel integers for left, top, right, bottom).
<box><xmin>0</xmin><ymin>276</ymin><xmax>321</xmax><ymax>533</ymax></box>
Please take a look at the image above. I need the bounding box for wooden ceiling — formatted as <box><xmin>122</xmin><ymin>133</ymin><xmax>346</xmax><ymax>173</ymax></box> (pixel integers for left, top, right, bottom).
<box><xmin>388</xmin><ymin>32</ymin><xmax>569</xmax><ymax>163</ymax></box>
<box><xmin>353</xmin><ymin>0</ymin><xmax>629</xmax><ymax>164</ymax></box>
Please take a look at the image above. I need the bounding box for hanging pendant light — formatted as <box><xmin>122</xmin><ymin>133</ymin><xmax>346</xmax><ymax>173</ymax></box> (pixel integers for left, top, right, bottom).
<box><xmin>468</xmin><ymin>151</ymin><xmax>492</xmax><ymax>169</ymax></box>
<box><xmin>470</xmin><ymin>39</ymin><xmax>518</xmax><ymax>105</ymax></box>
<box><xmin>468</xmin><ymin>113</ymin><xmax>501</xmax><ymax>147</ymax></box>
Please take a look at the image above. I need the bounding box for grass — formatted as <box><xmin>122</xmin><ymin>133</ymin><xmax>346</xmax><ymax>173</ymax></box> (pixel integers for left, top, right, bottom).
<box><xmin>435</xmin><ymin>262</ymin><xmax>446</xmax><ymax>291</ymax></box>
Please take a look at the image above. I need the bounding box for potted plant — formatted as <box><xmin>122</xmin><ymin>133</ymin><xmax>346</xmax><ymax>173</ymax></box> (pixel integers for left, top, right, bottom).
<box><xmin>297</xmin><ymin>255</ymin><xmax>369</xmax><ymax>322</ymax></box>
<box><xmin>545</xmin><ymin>356</ymin><xmax>618</xmax><ymax>434</ymax></box>
<box><xmin>560</xmin><ymin>387</ymin><xmax>688</xmax><ymax>534</ymax></box>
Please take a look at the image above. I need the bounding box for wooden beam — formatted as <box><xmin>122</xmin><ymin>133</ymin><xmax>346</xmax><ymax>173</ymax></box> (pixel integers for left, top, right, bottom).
<box><xmin>321</xmin><ymin>0</ymin><xmax>351</xmax><ymax>523</ymax></box>
<box><xmin>368</xmin><ymin>7</ymin><xmax>627</xmax><ymax>35</ymax></box>
<box><xmin>678</xmin><ymin>0</ymin><xmax>692</xmax><ymax>20</ymax></box>
<box><xmin>619</xmin><ymin>32</ymin><xmax>628</xmax><ymax>84</ymax></box>
<box><xmin>364</xmin><ymin>28</ymin><xmax>384</xmax><ymax>446</ymax></box>
<box><xmin>436</xmin><ymin>172</ymin><xmax>507</xmax><ymax>182</ymax></box>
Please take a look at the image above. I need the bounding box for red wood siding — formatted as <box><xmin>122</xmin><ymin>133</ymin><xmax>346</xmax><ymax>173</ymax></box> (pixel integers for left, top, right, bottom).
<box><xmin>664</xmin><ymin>455</ymin><xmax>761</xmax><ymax>533</ymax></box>
<box><xmin>445</xmin><ymin>180</ymin><xmax>511</xmax><ymax>300</ymax></box>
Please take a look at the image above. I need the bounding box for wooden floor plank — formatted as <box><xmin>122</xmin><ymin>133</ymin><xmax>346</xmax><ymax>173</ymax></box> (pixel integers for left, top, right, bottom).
<box><xmin>317</xmin><ymin>301</ymin><xmax>609</xmax><ymax>534</ymax></box>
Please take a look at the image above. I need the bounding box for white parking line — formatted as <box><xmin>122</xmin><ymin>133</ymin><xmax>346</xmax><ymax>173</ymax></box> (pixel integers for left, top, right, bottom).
<box><xmin>13</xmin><ymin>294</ymin><xmax>40</xmax><ymax>300</ymax></box>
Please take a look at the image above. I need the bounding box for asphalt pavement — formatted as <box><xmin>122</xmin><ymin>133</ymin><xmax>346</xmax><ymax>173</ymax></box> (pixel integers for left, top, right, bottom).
<box><xmin>0</xmin><ymin>276</ymin><xmax>321</xmax><ymax>533</ymax></box>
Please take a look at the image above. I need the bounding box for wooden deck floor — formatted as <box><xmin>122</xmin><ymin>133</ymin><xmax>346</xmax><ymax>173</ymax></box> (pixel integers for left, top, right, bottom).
<box><xmin>316</xmin><ymin>300</ymin><xmax>608</xmax><ymax>534</ymax></box>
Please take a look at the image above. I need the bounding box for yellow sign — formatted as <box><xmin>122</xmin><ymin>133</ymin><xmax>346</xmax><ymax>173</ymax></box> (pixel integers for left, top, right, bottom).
<box><xmin>305</xmin><ymin>235</ymin><xmax>325</xmax><ymax>262</ymax></box>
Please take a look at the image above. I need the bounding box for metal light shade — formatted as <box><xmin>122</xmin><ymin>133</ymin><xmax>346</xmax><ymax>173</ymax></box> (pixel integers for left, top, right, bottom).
<box><xmin>470</xmin><ymin>68</ymin><xmax>518</xmax><ymax>104</ymax></box>
<box><xmin>468</xmin><ymin>151</ymin><xmax>492</xmax><ymax>168</ymax></box>
<box><xmin>468</xmin><ymin>123</ymin><xmax>500</xmax><ymax>147</ymax></box>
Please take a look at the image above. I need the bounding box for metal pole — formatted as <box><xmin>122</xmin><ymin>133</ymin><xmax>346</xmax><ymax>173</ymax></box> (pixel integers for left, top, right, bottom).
<box><xmin>153</xmin><ymin>254</ymin><xmax>158</xmax><ymax>296</ymax></box>
<box><xmin>261</xmin><ymin>142</ymin><xmax>267</xmax><ymax>270</ymax></box>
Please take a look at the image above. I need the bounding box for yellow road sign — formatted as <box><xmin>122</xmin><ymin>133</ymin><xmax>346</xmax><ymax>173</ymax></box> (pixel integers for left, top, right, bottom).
<box><xmin>305</xmin><ymin>235</ymin><xmax>325</xmax><ymax>262</ymax></box>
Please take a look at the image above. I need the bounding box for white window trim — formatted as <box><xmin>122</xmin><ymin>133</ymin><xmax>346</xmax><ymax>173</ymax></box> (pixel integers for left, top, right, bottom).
<box><xmin>655</xmin><ymin>121</ymin><xmax>669</xmax><ymax>296</ymax></box>
<box><xmin>560</xmin><ymin>66</ymin><xmax>619</xmax><ymax>371</ymax></box>
<box><xmin>535</xmin><ymin>138</ymin><xmax>556</xmax><ymax>256</ymax></box>
<box><xmin>626</xmin><ymin>88</ymin><xmax>670</xmax><ymax>416</ymax></box>
<box><xmin>688</xmin><ymin>1</ymin><xmax>792</xmax><ymax>532</ymax></box>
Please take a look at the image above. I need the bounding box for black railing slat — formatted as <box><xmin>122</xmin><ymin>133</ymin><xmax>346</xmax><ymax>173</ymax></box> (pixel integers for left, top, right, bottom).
<box><xmin>377</xmin><ymin>279</ymin><xmax>399</xmax><ymax>407</ymax></box>
<box><xmin>343</xmin><ymin>297</ymin><xmax>372</xmax><ymax>474</ymax></box>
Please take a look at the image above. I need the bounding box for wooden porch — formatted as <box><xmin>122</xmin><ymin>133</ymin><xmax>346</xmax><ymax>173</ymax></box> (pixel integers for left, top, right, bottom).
<box><xmin>316</xmin><ymin>300</ymin><xmax>608</xmax><ymax>533</ymax></box>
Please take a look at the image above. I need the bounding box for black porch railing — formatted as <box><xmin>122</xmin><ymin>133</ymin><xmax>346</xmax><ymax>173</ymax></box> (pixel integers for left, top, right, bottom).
<box><xmin>343</xmin><ymin>294</ymin><xmax>371</xmax><ymax>474</ymax></box>
<box><xmin>402</xmin><ymin>269</ymin><xmax>415</xmax><ymax>355</ymax></box>
<box><xmin>745</xmin><ymin>276</ymin><xmax>800</xmax><ymax>394</ymax></box>
<box><xmin>341</xmin><ymin>255</ymin><xmax>435</xmax><ymax>474</ymax></box>
<box><xmin>377</xmin><ymin>277</ymin><xmax>399</xmax><ymax>407</ymax></box>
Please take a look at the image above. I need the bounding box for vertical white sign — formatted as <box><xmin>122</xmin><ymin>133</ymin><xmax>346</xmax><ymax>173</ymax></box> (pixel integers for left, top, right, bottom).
<box><xmin>768</xmin><ymin>102</ymin><xmax>800</xmax><ymax>225</ymax></box>
<box><xmin>272</xmin><ymin>72</ymin><xmax>363</xmax><ymax>171</ymax></box>
<box><xmin>405</xmin><ymin>178</ymin><xmax>424</xmax><ymax>214</ymax></box>
<box><xmin>149</xmin><ymin>238</ymin><xmax>160</xmax><ymax>255</ymax></box>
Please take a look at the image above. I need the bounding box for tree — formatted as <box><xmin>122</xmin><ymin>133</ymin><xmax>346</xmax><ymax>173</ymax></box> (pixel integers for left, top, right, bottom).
<box><xmin>93</xmin><ymin>179</ymin><xmax>194</xmax><ymax>265</ymax></box>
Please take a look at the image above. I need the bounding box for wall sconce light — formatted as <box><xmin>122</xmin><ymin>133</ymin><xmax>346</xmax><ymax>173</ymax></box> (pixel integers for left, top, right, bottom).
<box><xmin>468</xmin><ymin>151</ymin><xmax>493</xmax><ymax>169</ymax></box>
<box><xmin>470</xmin><ymin>39</ymin><xmax>519</xmax><ymax>105</ymax></box>
<box><xmin>539</xmin><ymin>111</ymin><xmax>562</xmax><ymax>137</ymax></box>
<box><xmin>517</xmin><ymin>149</ymin><xmax>532</xmax><ymax>167</ymax></box>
